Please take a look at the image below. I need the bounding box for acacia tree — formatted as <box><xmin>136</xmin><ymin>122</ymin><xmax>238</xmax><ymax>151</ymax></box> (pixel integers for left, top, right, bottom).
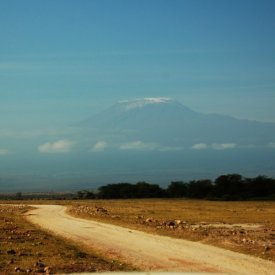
<box><xmin>187</xmin><ymin>180</ymin><xmax>213</xmax><ymax>198</ymax></box>
<box><xmin>166</xmin><ymin>181</ymin><xmax>188</xmax><ymax>197</ymax></box>
<box><xmin>214</xmin><ymin>174</ymin><xmax>245</xmax><ymax>200</ymax></box>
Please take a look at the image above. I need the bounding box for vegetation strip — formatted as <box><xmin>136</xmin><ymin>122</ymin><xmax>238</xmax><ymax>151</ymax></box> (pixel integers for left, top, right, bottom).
<box><xmin>1</xmin><ymin>173</ymin><xmax>274</xmax><ymax>201</ymax></box>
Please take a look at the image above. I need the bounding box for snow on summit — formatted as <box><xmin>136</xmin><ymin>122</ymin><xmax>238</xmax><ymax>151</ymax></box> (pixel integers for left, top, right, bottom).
<box><xmin>143</xmin><ymin>97</ymin><xmax>171</xmax><ymax>103</ymax></box>
<box><xmin>120</xmin><ymin>97</ymin><xmax>172</xmax><ymax>110</ymax></box>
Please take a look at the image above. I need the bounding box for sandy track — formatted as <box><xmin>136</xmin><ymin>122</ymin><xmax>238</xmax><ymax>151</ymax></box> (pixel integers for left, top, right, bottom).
<box><xmin>26</xmin><ymin>205</ymin><xmax>275</xmax><ymax>274</ymax></box>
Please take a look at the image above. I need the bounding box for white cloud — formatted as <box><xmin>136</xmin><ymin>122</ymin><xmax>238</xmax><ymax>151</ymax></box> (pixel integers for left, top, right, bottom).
<box><xmin>212</xmin><ymin>143</ymin><xmax>237</xmax><ymax>150</ymax></box>
<box><xmin>0</xmin><ymin>149</ymin><xmax>9</xmax><ymax>156</ymax></box>
<box><xmin>192</xmin><ymin>143</ymin><xmax>208</xmax><ymax>150</ymax></box>
<box><xmin>90</xmin><ymin>141</ymin><xmax>108</xmax><ymax>152</ymax></box>
<box><xmin>268</xmin><ymin>142</ymin><xmax>275</xmax><ymax>148</ymax></box>
<box><xmin>120</xmin><ymin>141</ymin><xmax>157</xmax><ymax>151</ymax></box>
<box><xmin>38</xmin><ymin>139</ymin><xmax>74</xmax><ymax>153</ymax></box>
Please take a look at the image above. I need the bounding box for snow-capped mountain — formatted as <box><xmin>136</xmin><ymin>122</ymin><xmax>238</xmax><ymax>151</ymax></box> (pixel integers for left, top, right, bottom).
<box><xmin>78</xmin><ymin>98</ymin><xmax>275</xmax><ymax>147</ymax></box>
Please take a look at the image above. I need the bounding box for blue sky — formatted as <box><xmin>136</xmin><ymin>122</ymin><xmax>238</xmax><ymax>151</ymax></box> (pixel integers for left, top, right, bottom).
<box><xmin>1</xmin><ymin>0</ymin><xmax>275</xmax><ymax>190</ymax></box>
<box><xmin>1</xmin><ymin>0</ymin><xmax>275</xmax><ymax>128</ymax></box>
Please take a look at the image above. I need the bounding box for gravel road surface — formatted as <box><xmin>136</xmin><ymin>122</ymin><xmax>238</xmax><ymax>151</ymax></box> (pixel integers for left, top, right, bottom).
<box><xmin>26</xmin><ymin>205</ymin><xmax>275</xmax><ymax>274</ymax></box>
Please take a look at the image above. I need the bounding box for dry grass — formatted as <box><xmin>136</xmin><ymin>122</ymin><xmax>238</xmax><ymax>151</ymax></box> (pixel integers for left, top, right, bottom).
<box><xmin>68</xmin><ymin>199</ymin><xmax>275</xmax><ymax>223</ymax></box>
<box><xmin>67</xmin><ymin>199</ymin><xmax>275</xmax><ymax>262</ymax></box>
<box><xmin>0</xmin><ymin>204</ymin><xmax>135</xmax><ymax>274</ymax></box>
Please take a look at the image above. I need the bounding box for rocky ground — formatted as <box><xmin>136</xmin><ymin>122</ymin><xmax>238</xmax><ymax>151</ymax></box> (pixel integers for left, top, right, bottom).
<box><xmin>0</xmin><ymin>205</ymin><xmax>134</xmax><ymax>274</ymax></box>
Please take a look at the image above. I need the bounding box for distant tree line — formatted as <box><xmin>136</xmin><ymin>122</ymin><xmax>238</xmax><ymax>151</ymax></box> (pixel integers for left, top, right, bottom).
<box><xmin>85</xmin><ymin>174</ymin><xmax>275</xmax><ymax>201</ymax></box>
<box><xmin>1</xmin><ymin>174</ymin><xmax>274</xmax><ymax>201</ymax></box>
<box><xmin>97</xmin><ymin>182</ymin><xmax>166</xmax><ymax>199</ymax></box>
<box><xmin>0</xmin><ymin>192</ymin><xmax>76</xmax><ymax>201</ymax></box>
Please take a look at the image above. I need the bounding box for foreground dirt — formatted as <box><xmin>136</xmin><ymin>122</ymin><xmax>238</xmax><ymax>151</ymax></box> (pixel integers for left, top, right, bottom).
<box><xmin>0</xmin><ymin>204</ymin><xmax>134</xmax><ymax>274</ymax></box>
<box><xmin>27</xmin><ymin>204</ymin><xmax>275</xmax><ymax>274</ymax></box>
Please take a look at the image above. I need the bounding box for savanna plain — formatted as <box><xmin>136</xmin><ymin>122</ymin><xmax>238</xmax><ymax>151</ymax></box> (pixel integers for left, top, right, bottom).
<box><xmin>0</xmin><ymin>199</ymin><xmax>274</xmax><ymax>274</ymax></box>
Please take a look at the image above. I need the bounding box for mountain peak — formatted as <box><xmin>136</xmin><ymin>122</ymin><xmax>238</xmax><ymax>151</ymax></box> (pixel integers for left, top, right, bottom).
<box><xmin>118</xmin><ymin>97</ymin><xmax>174</xmax><ymax>110</ymax></box>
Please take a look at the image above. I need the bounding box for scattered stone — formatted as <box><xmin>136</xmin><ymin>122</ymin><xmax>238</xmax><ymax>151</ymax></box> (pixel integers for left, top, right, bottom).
<box><xmin>96</xmin><ymin>207</ymin><xmax>108</xmax><ymax>213</ymax></box>
<box><xmin>167</xmin><ymin>221</ymin><xmax>176</xmax><ymax>227</ymax></box>
<box><xmin>111</xmin><ymin>215</ymin><xmax>121</xmax><ymax>219</ymax></box>
<box><xmin>14</xmin><ymin>267</ymin><xmax>21</xmax><ymax>272</ymax></box>
<box><xmin>18</xmin><ymin>251</ymin><xmax>28</xmax><ymax>256</ymax></box>
<box><xmin>34</xmin><ymin>261</ymin><xmax>45</xmax><ymax>268</ymax></box>
<box><xmin>44</xmin><ymin>266</ymin><xmax>52</xmax><ymax>274</ymax></box>
<box><xmin>7</xmin><ymin>249</ymin><xmax>16</xmax><ymax>255</ymax></box>
<box><xmin>146</xmin><ymin>218</ymin><xmax>153</xmax><ymax>223</ymax></box>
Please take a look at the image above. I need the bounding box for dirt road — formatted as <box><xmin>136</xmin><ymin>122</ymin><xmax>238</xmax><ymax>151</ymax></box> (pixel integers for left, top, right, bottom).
<box><xmin>26</xmin><ymin>205</ymin><xmax>275</xmax><ymax>274</ymax></box>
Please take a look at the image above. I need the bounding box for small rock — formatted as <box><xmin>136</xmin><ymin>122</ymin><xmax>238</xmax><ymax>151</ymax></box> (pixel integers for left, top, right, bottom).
<box><xmin>7</xmin><ymin>249</ymin><xmax>16</xmax><ymax>255</ymax></box>
<box><xmin>96</xmin><ymin>207</ymin><xmax>108</xmax><ymax>213</ymax></box>
<box><xmin>18</xmin><ymin>252</ymin><xmax>27</xmax><ymax>256</ymax></box>
<box><xmin>14</xmin><ymin>267</ymin><xmax>21</xmax><ymax>272</ymax></box>
<box><xmin>34</xmin><ymin>261</ymin><xmax>45</xmax><ymax>268</ymax></box>
<box><xmin>44</xmin><ymin>266</ymin><xmax>52</xmax><ymax>274</ymax></box>
<box><xmin>111</xmin><ymin>215</ymin><xmax>120</xmax><ymax>219</ymax></box>
<box><xmin>167</xmin><ymin>221</ymin><xmax>176</xmax><ymax>227</ymax></box>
